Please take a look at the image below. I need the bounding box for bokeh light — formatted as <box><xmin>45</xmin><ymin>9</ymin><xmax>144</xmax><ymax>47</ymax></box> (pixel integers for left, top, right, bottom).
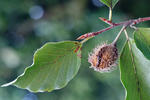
<box><xmin>29</xmin><ymin>5</ymin><xmax>44</xmax><ymax>20</ymax></box>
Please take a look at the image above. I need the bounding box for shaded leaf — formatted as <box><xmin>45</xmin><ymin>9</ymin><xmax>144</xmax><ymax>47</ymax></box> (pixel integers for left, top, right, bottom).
<box><xmin>2</xmin><ymin>41</ymin><xmax>82</xmax><ymax>92</ymax></box>
<box><xmin>100</xmin><ymin>0</ymin><xmax>119</xmax><ymax>8</ymax></box>
<box><xmin>120</xmin><ymin>40</ymin><xmax>150</xmax><ymax>100</ymax></box>
<box><xmin>134</xmin><ymin>28</ymin><xmax>150</xmax><ymax>60</ymax></box>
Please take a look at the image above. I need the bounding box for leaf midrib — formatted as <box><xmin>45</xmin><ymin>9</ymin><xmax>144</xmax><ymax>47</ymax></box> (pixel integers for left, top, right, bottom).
<box><xmin>128</xmin><ymin>41</ymin><xmax>142</xmax><ymax>100</ymax></box>
<box><xmin>26</xmin><ymin>46</ymin><xmax>78</xmax><ymax>91</ymax></box>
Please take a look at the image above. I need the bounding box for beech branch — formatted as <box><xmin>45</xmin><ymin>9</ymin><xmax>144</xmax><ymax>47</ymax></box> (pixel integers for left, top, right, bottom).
<box><xmin>77</xmin><ymin>17</ymin><xmax>150</xmax><ymax>40</ymax></box>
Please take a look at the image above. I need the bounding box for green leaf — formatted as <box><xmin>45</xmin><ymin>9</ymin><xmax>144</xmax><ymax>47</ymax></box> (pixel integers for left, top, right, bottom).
<box><xmin>2</xmin><ymin>41</ymin><xmax>82</xmax><ymax>92</ymax></box>
<box><xmin>134</xmin><ymin>28</ymin><xmax>150</xmax><ymax>60</ymax></box>
<box><xmin>100</xmin><ymin>0</ymin><xmax>119</xmax><ymax>8</ymax></box>
<box><xmin>120</xmin><ymin>40</ymin><xmax>150</xmax><ymax>100</ymax></box>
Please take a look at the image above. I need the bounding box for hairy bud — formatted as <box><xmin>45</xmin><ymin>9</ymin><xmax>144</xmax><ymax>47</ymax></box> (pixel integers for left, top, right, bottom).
<box><xmin>88</xmin><ymin>43</ymin><xmax>118</xmax><ymax>72</ymax></box>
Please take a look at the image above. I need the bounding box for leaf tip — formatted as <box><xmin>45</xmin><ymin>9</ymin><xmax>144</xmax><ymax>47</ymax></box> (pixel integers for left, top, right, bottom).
<box><xmin>1</xmin><ymin>79</ymin><xmax>16</xmax><ymax>87</ymax></box>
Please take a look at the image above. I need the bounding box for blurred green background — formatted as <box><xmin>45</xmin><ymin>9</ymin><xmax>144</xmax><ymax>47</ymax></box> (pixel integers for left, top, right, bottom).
<box><xmin>0</xmin><ymin>0</ymin><xmax>150</xmax><ymax>100</ymax></box>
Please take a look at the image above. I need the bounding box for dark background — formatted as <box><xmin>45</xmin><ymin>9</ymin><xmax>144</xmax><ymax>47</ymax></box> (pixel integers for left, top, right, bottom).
<box><xmin>0</xmin><ymin>0</ymin><xmax>150</xmax><ymax>100</ymax></box>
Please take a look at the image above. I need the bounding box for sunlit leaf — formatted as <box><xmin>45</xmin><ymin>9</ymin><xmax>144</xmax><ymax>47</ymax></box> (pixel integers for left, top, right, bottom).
<box><xmin>134</xmin><ymin>28</ymin><xmax>150</xmax><ymax>60</ymax></box>
<box><xmin>120</xmin><ymin>40</ymin><xmax>150</xmax><ymax>100</ymax></box>
<box><xmin>100</xmin><ymin>0</ymin><xmax>119</xmax><ymax>8</ymax></box>
<box><xmin>2</xmin><ymin>41</ymin><xmax>82</xmax><ymax>92</ymax></box>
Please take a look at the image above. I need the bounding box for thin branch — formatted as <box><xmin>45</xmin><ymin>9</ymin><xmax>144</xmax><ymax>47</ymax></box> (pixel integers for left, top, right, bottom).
<box><xmin>77</xmin><ymin>17</ymin><xmax>150</xmax><ymax>40</ymax></box>
<box><xmin>99</xmin><ymin>17</ymin><xmax>114</xmax><ymax>25</ymax></box>
<box><xmin>77</xmin><ymin>25</ymin><xmax>115</xmax><ymax>40</ymax></box>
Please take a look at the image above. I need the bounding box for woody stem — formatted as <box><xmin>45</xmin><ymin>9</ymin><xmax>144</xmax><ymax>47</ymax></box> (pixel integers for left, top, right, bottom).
<box><xmin>112</xmin><ymin>25</ymin><xmax>127</xmax><ymax>45</ymax></box>
<box><xmin>109</xmin><ymin>7</ymin><xmax>112</xmax><ymax>22</ymax></box>
<box><xmin>77</xmin><ymin>17</ymin><xmax>150</xmax><ymax>40</ymax></box>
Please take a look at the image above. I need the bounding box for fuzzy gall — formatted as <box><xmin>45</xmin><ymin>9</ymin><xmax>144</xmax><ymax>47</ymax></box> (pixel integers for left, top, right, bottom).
<box><xmin>88</xmin><ymin>43</ymin><xmax>118</xmax><ymax>72</ymax></box>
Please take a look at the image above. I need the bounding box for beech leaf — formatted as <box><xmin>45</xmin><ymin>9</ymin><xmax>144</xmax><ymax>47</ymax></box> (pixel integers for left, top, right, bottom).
<box><xmin>100</xmin><ymin>0</ymin><xmax>119</xmax><ymax>9</ymax></box>
<box><xmin>134</xmin><ymin>28</ymin><xmax>150</xmax><ymax>60</ymax></box>
<box><xmin>120</xmin><ymin>40</ymin><xmax>150</xmax><ymax>100</ymax></box>
<box><xmin>2</xmin><ymin>41</ymin><xmax>82</xmax><ymax>92</ymax></box>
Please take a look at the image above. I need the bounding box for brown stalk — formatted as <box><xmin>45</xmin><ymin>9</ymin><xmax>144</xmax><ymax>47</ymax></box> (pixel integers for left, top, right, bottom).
<box><xmin>77</xmin><ymin>17</ymin><xmax>150</xmax><ymax>40</ymax></box>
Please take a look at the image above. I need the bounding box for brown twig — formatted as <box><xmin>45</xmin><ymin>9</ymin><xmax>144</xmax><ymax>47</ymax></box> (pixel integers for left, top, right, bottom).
<box><xmin>77</xmin><ymin>17</ymin><xmax>150</xmax><ymax>40</ymax></box>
